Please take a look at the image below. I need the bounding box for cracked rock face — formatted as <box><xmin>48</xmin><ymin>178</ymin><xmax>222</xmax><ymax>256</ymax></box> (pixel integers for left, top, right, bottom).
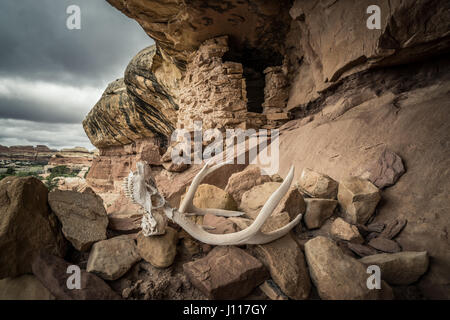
<box><xmin>0</xmin><ymin>177</ymin><xmax>66</xmax><ymax>278</ymax></box>
<box><xmin>106</xmin><ymin>0</ymin><xmax>291</xmax><ymax>68</ymax></box>
<box><xmin>287</xmin><ymin>0</ymin><xmax>450</xmax><ymax>108</ymax></box>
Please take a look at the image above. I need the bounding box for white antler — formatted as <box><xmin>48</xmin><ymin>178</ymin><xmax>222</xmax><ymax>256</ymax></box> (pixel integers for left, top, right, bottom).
<box><xmin>124</xmin><ymin>161</ymin><xmax>302</xmax><ymax>245</ymax></box>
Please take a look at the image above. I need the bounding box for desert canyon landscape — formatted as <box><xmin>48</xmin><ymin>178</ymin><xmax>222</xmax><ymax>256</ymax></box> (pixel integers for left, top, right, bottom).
<box><xmin>0</xmin><ymin>0</ymin><xmax>449</xmax><ymax>302</ymax></box>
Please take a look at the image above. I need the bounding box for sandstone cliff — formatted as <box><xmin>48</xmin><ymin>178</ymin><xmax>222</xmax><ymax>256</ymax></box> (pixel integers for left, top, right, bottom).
<box><xmin>82</xmin><ymin>0</ymin><xmax>450</xmax><ymax>299</ymax></box>
<box><xmin>0</xmin><ymin>145</ymin><xmax>57</xmax><ymax>163</ymax></box>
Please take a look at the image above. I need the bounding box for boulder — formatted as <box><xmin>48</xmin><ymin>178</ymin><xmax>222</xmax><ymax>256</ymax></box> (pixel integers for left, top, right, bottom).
<box><xmin>0</xmin><ymin>275</ymin><xmax>55</xmax><ymax>300</ymax></box>
<box><xmin>31</xmin><ymin>251</ymin><xmax>120</xmax><ymax>300</ymax></box>
<box><xmin>183</xmin><ymin>246</ymin><xmax>269</xmax><ymax>299</ymax></box>
<box><xmin>337</xmin><ymin>178</ymin><xmax>381</xmax><ymax>224</ymax></box>
<box><xmin>366</xmin><ymin>149</ymin><xmax>406</xmax><ymax>189</ymax></box>
<box><xmin>237</xmin><ymin>182</ymin><xmax>295</xmax><ymax>233</ymax></box>
<box><xmin>240</xmin><ymin>182</ymin><xmax>305</xmax><ymax>221</ymax></box>
<box><xmin>86</xmin><ymin>236</ymin><xmax>141</xmax><ymax>281</ymax></box>
<box><xmin>331</xmin><ymin>218</ymin><xmax>364</xmax><ymax>244</ymax></box>
<box><xmin>136</xmin><ymin>227</ymin><xmax>178</xmax><ymax>268</ymax></box>
<box><xmin>240</xmin><ymin>182</ymin><xmax>281</xmax><ymax>218</ymax></box>
<box><xmin>253</xmin><ymin>234</ymin><xmax>311</xmax><ymax>300</ymax></box>
<box><xmin>303</xmin><ymin>198</ymin><xmax>337</xmax><ymax>229</ymax></box>
<box><xmin>225</xmin><ymin>165</ymin><xmax>272</xmax><ymax>203</ymax></box>
<box><xmin>0</xmin><ymin>176</ymin><xmax>66</xmax><ymax>278</ymax></box>
<box><xmin>359</xmin><ymin>251</ymin><xmax>429</xmax><ymax>285</ymax></box>
<box><xmin>368</xmin><ymin>237</ymin><xmax>402</xmax><ymax>253</ymax></box>
<box><xmin>297</xmin><ymin>168</ymin><xmax>338</xmax><ymax>199</ymax></box>
<box><xmin>183</xmin><ymin>184</ymin><xmax>237</xmax><ymax>211</ymax></box>
<box><xmin>304</xmin><ymin>236</ymin><xmax>390</xmax><ymax>299</ymax></box>
<box><xmin>203</xmin><ymin>214</ymin><xmax>238</xmax><ymax>235</ymax></box>
<box><xmin>48</xmin><ymin>188</ymin><xmax>108</xmax><ymax>251</ymax></box>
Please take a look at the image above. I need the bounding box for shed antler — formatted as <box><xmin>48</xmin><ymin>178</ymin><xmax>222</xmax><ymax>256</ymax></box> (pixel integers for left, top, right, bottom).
<box><xmin>124</xmin><ymin>161</ymin><xmax>302</xmax><ymax>245</ymax></box>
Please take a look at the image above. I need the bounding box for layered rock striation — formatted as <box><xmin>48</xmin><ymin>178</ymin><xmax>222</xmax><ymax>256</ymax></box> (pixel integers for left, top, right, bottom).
<box><xmin>0</xmin><ymin>145</ymin><xmax>57</xmax><ymax>163</ymax></box>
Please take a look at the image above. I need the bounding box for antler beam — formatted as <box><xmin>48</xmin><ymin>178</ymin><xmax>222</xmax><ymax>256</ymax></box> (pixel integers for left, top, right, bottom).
<box><xmin>124</xmin><ymin>161</ymin><xmax>303</xmax><ymax>245</ymax></box>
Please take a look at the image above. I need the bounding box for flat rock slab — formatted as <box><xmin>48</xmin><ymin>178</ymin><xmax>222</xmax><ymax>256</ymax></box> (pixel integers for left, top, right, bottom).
<box><xmin>32</xmin><ymin>251</ymin><xmax>120</xmax><ymax>300</ymax></box>
<box><xmin>347</xmin><ymin>243</ymin><xmax>379</xmax><ymax>257</ymax></box>
<box><xmin>48</xmin><ymin>188</ymin><xmax>108</xmax><ymax>251</ymax></box>
<box><xmin>367</xmin><ymin>149</ymin><xmax>405</xmax><ymax>189</ymax></box>
<box><xmin>305</xmin><ymin>236</ymin><xmax>391</xmax><ymax>300</ymax></box>
<box><xmin>359</xmin><ymin>251</ymin><xmax>429</xmax><ymax>285</ymax></box>
<box><xmin>183</xmin><ymin>246</ymin><xmax>269</xmax><ymax>299</ymax></box>
<box><xmin>368</xmin><ymin>237</ymin><xmax>402</xmax><ymax>253</ymax></box>
<box><xmin>87</xmin><ymin>236</ymin><xmax>141</xmax><ymax>280</ymax></box>
<box><xmin>380</xmin><ymin>217</ymin><xmax>407</xmax><ymax>239</ymax></box>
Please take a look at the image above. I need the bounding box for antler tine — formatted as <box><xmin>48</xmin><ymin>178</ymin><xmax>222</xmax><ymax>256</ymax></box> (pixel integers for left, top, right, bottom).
<box><xmin>244</xmin><ymin>213</ymin><xmax>302</xmax><ymax>244</ymax></box>
<box><xmin>172</xmin><ymin>166</ymin><xmax>300</xmax><ymax>245</ymax></box>
<box><xmin>179</xmin><ymin>159</ymin><xmax>244</xmax><ymax>217</ymax></box>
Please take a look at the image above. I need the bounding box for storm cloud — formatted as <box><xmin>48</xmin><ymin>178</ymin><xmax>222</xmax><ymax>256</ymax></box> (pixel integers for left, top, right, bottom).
<box><xmin>0</xmin><ymin>0</ymin><xmax>154</xmax><ymax>149</ymax></box>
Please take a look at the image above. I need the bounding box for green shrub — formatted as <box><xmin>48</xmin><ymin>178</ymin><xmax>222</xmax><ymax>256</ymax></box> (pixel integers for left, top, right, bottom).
<box><xmin>45</xmin><ymin>177</ymin><xmax>59</xmax><ymax>191</ymax></box>
<box><xmin>50</xmin><ymin>165</ymin><xmax>70</xmax><ymax>175</ymax></box>
<box><xmin>15</xmin><ymin>171</ymin><xmax>39</xmax><ymax>178</ymax></box>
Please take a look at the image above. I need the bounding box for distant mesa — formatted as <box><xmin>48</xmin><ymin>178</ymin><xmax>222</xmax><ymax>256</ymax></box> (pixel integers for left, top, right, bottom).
<box><xmin>0</xmin><ymin>144</ymin><xmax>97</xmax><ymax>165</ymax></box>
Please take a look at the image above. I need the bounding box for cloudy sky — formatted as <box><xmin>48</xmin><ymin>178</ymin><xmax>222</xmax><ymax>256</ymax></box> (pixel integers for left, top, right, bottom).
<box><xmin>0</xmin><ymin>0</ymin><xmax>154</xmax><ymax>150</ymax></box>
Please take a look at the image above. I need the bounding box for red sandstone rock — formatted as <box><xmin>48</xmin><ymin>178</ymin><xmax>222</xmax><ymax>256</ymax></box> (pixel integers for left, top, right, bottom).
<box><xmin>183</xmin><ymin>246</ymin><xmax>269</xmax><ymax>299</ymax></box>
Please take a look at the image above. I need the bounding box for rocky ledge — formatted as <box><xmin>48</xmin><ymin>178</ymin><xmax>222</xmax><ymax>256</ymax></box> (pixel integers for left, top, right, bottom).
<box><xmin>73</xmin><ymin>0</ymin><xmax>450</xmax><ymax>300</ymax></box>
